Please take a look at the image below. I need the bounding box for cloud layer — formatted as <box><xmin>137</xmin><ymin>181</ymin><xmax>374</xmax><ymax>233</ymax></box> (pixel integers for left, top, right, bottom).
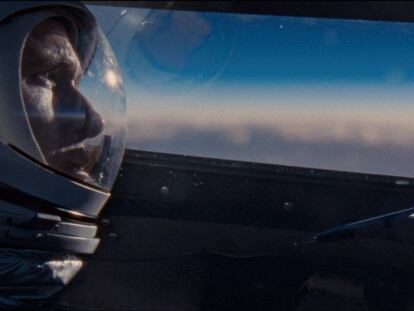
<box><xmin>127</xmin><ymin>98</ymin><xmax>414</xmax><ymax>177</ymax></box>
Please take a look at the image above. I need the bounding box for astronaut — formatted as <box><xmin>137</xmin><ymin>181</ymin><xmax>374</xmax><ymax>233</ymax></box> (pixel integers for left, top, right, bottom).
<box><xmin>0</xmin><ymin>2</ymin><xmax>126</xmax><ymax>309</ymax></box>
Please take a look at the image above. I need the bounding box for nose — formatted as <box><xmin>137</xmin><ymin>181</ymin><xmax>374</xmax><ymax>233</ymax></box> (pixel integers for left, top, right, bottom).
<box><xmin>82</xmin><ymin>94</ymin><xmax>104</xmax><ymax>139</ymax></box>
<box><xmin>57</xmin><ymin>86</ymin><xmax>104</xmax><ymax>143</ymax></box>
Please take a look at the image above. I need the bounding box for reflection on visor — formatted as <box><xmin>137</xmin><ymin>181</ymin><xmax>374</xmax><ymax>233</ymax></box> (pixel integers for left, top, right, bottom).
<box><xmin>21</xmin><ymin>17</ymin><xmax>126</xmax><ymax>190</ymax></box>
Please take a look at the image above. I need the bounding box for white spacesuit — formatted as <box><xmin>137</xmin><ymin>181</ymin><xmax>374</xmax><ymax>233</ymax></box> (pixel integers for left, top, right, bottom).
<box><xmin>0</xmin><ymin>2</ymin><xmax>126</xmax><ymax>308</ymax></box>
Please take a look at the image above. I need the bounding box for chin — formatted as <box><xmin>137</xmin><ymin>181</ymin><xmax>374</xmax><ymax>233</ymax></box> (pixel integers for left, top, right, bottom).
<box><xmin>45</xmin><ymin>144</ymin><xmax>103</xmax><ymax>182</ymax></box>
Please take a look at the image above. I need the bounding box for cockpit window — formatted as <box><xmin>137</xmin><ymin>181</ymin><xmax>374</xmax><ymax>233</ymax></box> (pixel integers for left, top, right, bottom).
<box><xmin>89</xmin><ymin>4</ymin><xmax>414</xmax><ymax>178</ymax></box>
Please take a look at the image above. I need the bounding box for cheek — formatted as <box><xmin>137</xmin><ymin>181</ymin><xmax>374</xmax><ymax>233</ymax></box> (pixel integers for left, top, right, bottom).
<box><xmin>21</xmin><ymin>80</ymin><xmax>55</xmax><ymax>124</ymax></box>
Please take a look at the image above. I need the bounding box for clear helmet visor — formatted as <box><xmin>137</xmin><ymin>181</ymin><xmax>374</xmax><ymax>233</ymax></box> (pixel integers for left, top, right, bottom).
<box><xmin>21</xmin><ymin>17</ymin><xmax>126</xmax><ymax>190</ymax></box>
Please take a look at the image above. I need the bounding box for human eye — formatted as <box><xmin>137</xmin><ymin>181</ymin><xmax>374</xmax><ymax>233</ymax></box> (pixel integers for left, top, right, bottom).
<box><xmin>31</xmin><ymin>71</ymin><xmax>56</xmax><ymax>89</ymax></box>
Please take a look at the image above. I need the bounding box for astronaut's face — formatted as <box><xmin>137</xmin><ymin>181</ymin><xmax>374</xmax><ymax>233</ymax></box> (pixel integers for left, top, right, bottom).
<box><xmin>21</xmin><ymin>18</ymin><xmax>104</xmax><ymax>179</ymax></box>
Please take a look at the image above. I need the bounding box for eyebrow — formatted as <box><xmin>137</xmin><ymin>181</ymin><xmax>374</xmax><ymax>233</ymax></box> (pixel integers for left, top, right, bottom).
<box><xmin>23</xmin><ymin>34</ymin><xmax>82</xmax><ymax>80</ymax></box>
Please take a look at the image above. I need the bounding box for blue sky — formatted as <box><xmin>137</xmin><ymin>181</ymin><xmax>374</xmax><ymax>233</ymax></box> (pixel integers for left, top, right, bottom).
<box><xmin>218</xmin><ymin>17</ymin><xmax>414</xmax><ymax>84</ymax></box>
<box><xmin>88</xmin><ymin>5</ymin><xmax>414</xmax><ymax>178</ymax></box>
<box><xmin>118</xmin><ymin>9</ymin><xmax>414</xmax><ymax>87</ymax></box>
<box><xmin>89</xmin><ymin>5</ymin><xmax>414</xmax><ymax>91</ymax></box>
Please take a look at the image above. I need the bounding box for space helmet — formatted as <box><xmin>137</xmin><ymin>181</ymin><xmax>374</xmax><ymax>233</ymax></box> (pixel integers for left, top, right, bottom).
<box><xmin>0</xmin><ymin>1</ymin><xmax>126</xmax><ymax>219</ymax></box>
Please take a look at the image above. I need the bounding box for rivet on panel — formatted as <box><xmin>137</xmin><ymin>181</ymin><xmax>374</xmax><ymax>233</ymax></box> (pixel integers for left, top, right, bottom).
<box><xmin>108</xmin><ymin>233</ymin><xmax>118</xmax><ymax>241</ymax></box>
<box><xmin>161</xmin><ymin>186</ymin><xmax>170</xmax><ymax>196</ymax></box>
<box><xmin>283</xmin><ymin>202</ymin><xmax>295</xmax><ymax>212</ymax></box>
<box><xmin>101</xmin><ymin>219</ymin><xmax>111</xmax><ymax>227</ymax></box>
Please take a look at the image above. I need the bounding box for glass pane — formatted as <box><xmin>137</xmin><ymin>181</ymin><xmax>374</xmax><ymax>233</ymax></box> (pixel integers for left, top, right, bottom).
<box><xmin>89</xmin><ymin>5</ymin><xmax>414</xmax><ymax>178</ymax></box>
